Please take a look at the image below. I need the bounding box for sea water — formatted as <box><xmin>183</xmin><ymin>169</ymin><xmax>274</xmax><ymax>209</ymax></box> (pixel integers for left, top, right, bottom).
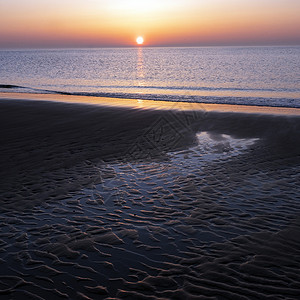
<box><xmin>0</xmin><ymin>46</ymin><xmax>299</xmax><ymax>107</ymax></box>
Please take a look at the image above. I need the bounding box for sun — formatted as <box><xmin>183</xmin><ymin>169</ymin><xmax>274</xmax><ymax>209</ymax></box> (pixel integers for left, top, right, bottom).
<box><xmin>136</xmin><ymin>36</ymin><xmax>144</xmax><ymax>45</ymax></box>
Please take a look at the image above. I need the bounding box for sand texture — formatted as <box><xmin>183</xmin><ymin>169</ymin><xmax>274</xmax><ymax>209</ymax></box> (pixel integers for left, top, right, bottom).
<box><xmin>0</xmin><ymin>98</ymin><xmax>300</xmax><ymax>299</ymax></box>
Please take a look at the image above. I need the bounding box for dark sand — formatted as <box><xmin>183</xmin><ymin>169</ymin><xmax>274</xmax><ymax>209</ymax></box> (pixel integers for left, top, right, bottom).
<box><xmin>0</xmin><ymin>96</ymin><xmax>300</xmax><ymax>299</ymax></box>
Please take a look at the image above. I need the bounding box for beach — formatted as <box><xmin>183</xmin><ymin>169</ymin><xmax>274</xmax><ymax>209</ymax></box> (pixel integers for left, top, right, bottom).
<box><xmin>0</xmin><ymin>94</ymin><xmax>299</xmax><ymax>299</ymax></box>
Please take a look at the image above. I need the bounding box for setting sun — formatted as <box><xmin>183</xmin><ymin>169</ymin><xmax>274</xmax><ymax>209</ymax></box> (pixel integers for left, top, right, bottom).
<box><xmin>136</xmin><ymin>36</ymin><xmax>144</xmax><ymax>45</ymax></box>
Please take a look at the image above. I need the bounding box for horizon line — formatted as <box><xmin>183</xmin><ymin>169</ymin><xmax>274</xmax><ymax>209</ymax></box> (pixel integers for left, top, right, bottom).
<box><xmin>1</xmin><ymin>43</ymin><xmax>300</xmax><ymax>50</ymax></box>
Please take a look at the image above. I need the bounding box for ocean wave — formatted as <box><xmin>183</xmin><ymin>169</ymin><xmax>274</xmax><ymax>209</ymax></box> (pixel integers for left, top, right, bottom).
<box><xmin>44</xmin><ymin>84</ymin><xmax>300</xmax><ymax>93</ymax></box>
<box><xmin>0</xmin><ymin>84</ymin><xmax>300</xmax><ymax>108</ymax></box>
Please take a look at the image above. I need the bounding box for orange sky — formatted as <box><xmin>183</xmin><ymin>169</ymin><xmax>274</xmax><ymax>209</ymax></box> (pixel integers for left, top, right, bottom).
<box><xmin>0</xmin><ymin>0</ymin><xmax>299</xmax><ymax>47</ymax></box>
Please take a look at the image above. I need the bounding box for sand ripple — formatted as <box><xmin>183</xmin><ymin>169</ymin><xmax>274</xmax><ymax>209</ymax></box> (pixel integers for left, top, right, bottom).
<box><xmin>0</xmin><ymin>100</ymin><xmax>299</xmax><ymax>299</ymax></box>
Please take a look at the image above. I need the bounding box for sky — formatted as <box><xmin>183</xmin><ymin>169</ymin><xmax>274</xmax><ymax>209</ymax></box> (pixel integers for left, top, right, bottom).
<box><xmin>0</xmin><ymin>0</ymin><xmax>300</xmax><ymax>48</ymax></box>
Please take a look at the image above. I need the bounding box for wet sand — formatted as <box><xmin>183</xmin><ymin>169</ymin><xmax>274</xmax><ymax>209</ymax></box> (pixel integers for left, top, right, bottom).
<box><xmin>0</xmin><ymin>95</ymin><xmax>300</xmax><ymax>299</ymax></box>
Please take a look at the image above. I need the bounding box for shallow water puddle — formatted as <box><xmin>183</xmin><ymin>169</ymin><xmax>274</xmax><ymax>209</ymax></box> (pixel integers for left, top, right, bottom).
<box><xmin>195</xmin><ymin>132</ymin><xmax>259</xmax><ymax>161</ymax></box>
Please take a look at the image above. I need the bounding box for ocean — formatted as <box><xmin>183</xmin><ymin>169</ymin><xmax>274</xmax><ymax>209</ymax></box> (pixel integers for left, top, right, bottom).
<box><xmin>0</xmin><ymin>46</ymin><xmax>299</xmax><ymax>108</ymax></box>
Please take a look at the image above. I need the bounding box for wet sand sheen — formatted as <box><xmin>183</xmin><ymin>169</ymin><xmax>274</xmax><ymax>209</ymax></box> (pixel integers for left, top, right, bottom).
<box><xmin>1</xmin><ymin>92</ymin><xmax>300</xmax><ymax>115</ymax></box>
<box><xmin>0</xmin><ymin>96</ymin><xmax>299</xmax><ymax>299</ymax></box>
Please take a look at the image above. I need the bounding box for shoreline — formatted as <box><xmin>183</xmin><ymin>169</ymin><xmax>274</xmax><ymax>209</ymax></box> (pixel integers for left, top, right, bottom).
<box><xmin>1</xmin><ymin>91</ymin><xmax>300</xmax><ymax>116</ymax></box>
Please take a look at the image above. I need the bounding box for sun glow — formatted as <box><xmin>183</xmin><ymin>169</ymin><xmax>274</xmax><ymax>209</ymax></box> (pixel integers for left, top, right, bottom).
<box><xmin>136</xmin><ymin>36</ymin><xmax>144</xmax><ymax>45</ymax></box>
<box><xmin>109</xmin><ymin>0</ymin><xmax>176</xmax><ymax>14</ymax></box>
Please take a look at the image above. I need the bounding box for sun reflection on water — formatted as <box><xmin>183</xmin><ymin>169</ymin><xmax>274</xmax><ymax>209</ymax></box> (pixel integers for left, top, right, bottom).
<box><xmin>136</xmin><ymin>47</ymin><xmax>145</xmax><ymax>84</ymax></box>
